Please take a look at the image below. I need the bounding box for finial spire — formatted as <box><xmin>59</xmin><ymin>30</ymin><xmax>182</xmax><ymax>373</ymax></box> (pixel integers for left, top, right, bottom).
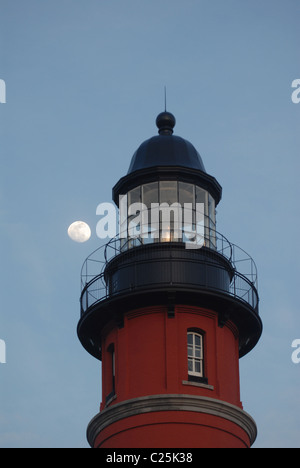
<box><xmin>164</xmin><ymin>86</ymin><xmax>167</xmax><ymax>112</ymax></box>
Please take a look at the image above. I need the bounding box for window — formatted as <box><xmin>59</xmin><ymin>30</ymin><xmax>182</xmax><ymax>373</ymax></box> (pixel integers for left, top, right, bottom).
<box><xmin>187</xmin><ymin>331</ymin><xmax>204</xmax><ymax>378</ymax></box>
<box><xmin>111</xmin><ymin>348</ymin><xmax>115</xmax><ymax>390</ymax></box>
<box><xmin>106</xmin><ymin>344</ymin><xmax>116</xmax><ymax>404</ymax></box>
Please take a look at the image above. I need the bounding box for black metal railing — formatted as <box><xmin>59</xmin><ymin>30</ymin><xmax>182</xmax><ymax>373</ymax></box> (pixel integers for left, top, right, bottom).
<box><xmin>80</xmin><ymin>227</ymin><xmax>259</xmax><ymax>317</ymax></box>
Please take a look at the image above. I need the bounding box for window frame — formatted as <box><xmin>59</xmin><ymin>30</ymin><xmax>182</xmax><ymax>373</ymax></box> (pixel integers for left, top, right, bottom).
<box><xmin>187</xmin><ymin>330</ymin><xmax>208</xmax><ymax>384</ymax></box>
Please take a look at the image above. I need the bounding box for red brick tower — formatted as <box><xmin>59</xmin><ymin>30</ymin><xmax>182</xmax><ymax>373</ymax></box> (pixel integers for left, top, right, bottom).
<box><xmin>77</xmin><ymin>112</ymin><xmax>262</xmax><ymax>448</ymax></box>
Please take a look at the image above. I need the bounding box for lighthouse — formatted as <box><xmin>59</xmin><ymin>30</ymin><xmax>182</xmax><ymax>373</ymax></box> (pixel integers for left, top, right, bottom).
<box><xmin>77</xmin><ymin>111</ymin><xmax>262</xmax><ymax>448</ymax></box>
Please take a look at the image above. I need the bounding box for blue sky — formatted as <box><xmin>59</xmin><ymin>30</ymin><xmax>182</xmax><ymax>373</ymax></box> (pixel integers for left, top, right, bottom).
<box><xmin>0</xmin><ymin>0</ymin><xmax>299</xmax><ymax>447</ymax></box>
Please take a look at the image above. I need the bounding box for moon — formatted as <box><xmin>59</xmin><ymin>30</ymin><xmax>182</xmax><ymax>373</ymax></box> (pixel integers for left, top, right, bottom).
<box><xmin>68</xmin><ymin>221</ymin><xmax>91</xmax><ymax>243</ymax></box>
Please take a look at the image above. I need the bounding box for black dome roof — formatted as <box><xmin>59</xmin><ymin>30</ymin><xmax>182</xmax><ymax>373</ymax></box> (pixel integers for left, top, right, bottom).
<box><xmin>127</xmin><ymin>112</ymin><xmax>206</xmax><ymax>174</ymax></box>
<box><xmin>113</xmin><ymin>112</ymin><xmax>222</xmax><ymax>206</ymax></box>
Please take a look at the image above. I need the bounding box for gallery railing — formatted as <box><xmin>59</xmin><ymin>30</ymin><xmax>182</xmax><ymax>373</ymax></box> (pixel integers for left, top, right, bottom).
<box><xmin>80</xmin><ymin>226</ymin><xmax>259</xmax><ymax>318</ymax></box>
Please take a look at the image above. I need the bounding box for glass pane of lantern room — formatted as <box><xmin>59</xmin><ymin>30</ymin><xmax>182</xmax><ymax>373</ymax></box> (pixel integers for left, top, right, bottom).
<box><xmin>196</xmin><ymin>186</ymin><xmax>207</xmax><ymax>246</ymax></box>
<box><xmin>142</xmin><ymin>183</ymin><xmax>159</xmax><ymax>241</ymax></box>
<box><xmin>127</xmin><ymin>187</ymin><xmax>142</xmax><ymax>248</ymax></box>
<box><xmin>179</xmin><ymin>182</ymin><xmax>194</xmax><ymax>231</ymax></box>
<box><xmin>159</xmin><ymin>181</ymin><xmax>178</xmax><ymax>242</ymax></box>
<box><xmin>159</xmin><ymin>181</ymin><xmax>178</xmax><ymax>204</ymax></box>
<box><xmin>128</xmin><ymin>186</ymin><xmax>141</xmax><ymax>206</ymax></box>
<box><xmin>208</xmin><ymin>194</ymin><xmax>215</xmax><ymax>224</ymax></box>
<box><xmin>179</xmin><ymin>182</ymin><xmax>194</xmax><ymax>206</ymax></box>
<box><xmin>142</xmin><ymin>182</ymin><xmax>159</xmax><ymax>207</ymax></box>
<box><xmin>208</xmin><ymin>194</ymin><xmax>216</xmax><ymax>249</ymax></box>
<box><xmin>195</xmin><ymin>186</ymin><xmax>206</xmax><ymax>214</ymax></box>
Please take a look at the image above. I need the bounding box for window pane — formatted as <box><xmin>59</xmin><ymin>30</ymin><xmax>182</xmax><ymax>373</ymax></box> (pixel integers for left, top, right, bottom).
<box><xmin>142</xmin><ymin>182</ymin><xmax>159</xmax><ymax>208</ymax></box>
<box><xmin>208</xmin><ymin>194</ymin><xmax>215</xmax><ymax>223</ymax></box>
<box><xmin>179</xmin><ymin>182</ymin><xmax>194</xmax><ymax>238</ymax></box>
<box><xmin>128</xmin><ymin>186</ymin><xmax>141</xmax><ymax>205</ymax></box>
<box><xmin>195</xmin><ymin>186</ymin><xmax>206</xmax><ymax>210</ymax></box>
<box><xmin>195</xmin><ymin>334</ymin><xmax>201</xmax><ymax>346</ymax></box>
<box><xmin>195</xmin><ymin>360</ymin><xmax>201</xmax><ymax>374</ymax></box>
<box><xmin>160</xmin><ymin>181</ymin><xmax>178</xmax><ymax>204</ymax></box>
<box><xmin>187</xmin><ymin>333</ymin><xmax>193</xmax><ymax>345</ymax></box>
<box><xmin>208</xmin><ymin>194</ymin><xmax>216</xmax><ymax>249</ymax></box>
<box><xmin>179</xmin><ymin>182</ymin><xmax>193</xmax><ymax>205</ymax></box>
<box><xmin>188</xmin><ymin>359</ymin><xmax>193</xmax><ymax>372</ymax></box>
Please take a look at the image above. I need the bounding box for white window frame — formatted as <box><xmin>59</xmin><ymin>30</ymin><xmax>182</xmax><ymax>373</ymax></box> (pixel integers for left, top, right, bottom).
<box><xmin>187</xmin><ymin>331</ymin><xmax>204</xmax><ymax>377</ymax></box>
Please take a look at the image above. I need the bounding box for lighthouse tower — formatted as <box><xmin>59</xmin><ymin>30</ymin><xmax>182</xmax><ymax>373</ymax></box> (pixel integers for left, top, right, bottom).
<box><xmin>77</xmin><ymin>111</ymin><xmax>262</xmax><ymax>448</ymax></box>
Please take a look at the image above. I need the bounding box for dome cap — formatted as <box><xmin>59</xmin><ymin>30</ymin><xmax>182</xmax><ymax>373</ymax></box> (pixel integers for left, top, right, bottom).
<box><xmin>127</xmin><ymin>112</ymin><xmax>206</xmax><ymax>174</ymax></box>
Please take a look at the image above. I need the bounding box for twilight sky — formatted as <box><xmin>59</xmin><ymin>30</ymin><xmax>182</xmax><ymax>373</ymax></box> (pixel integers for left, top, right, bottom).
<box><xmin>0</xmin><ymin>0</ymin><xmax>300</xmax><ymax>447</ymax></box>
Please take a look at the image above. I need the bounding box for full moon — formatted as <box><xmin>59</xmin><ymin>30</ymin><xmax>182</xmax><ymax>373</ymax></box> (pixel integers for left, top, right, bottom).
<box><xmin>68</xmin><ymin>221</ymin><xmax>91</xmax><ymax>243</ymax></box>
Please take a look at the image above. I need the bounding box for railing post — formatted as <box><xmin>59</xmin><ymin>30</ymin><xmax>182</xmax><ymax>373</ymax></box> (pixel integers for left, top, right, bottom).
<box><xmin>85</xmin><ymin>284</ymin><xmax>88</xmax><ymax>312</ymax></box>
